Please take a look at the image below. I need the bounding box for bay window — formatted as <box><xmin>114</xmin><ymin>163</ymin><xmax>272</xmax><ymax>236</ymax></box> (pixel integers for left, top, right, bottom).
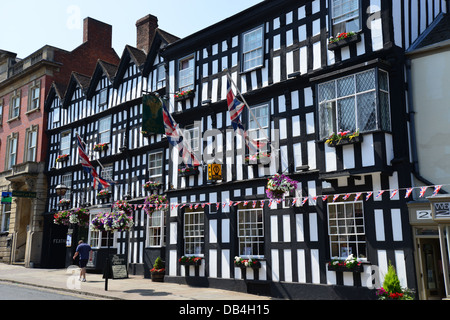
<box><xmin>318</xmin><ymin>68</ymin><xmax>391</xmax><ymax>140</ymax></box>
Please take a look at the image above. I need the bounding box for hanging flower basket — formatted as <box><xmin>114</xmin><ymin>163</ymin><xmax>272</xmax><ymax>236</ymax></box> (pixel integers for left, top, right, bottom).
<box><xmin>327</xmin><ymin>254</ymin><xmax>363</xmax><ymax>272</ymax></box>
<box><xmin>53</xmin><ymin>210</ymin><xmax>71</xmax><ymax>226</ymax></box>
<box><xmin>90</xmin><ymin>211</ymin><xmax>134</xmax><ymax>233</ymax></box>
<box><xmin>266</xmin><ymin>173</ymin><xmax>299</xmax><ymax>200</ymax></box>
<box><xmin>143</xmin><ymin>181</ymin><xmax>162</xmax><ymax>191</ymax></box>
<box><xmin>325</xmin><ymin>130</ymin><xmax>362</xmax><ymax>147</ymax></box>
<box><xmin>179</xmin><ymin>256</ymin><xmax>203</xmax><ymax>266</ymax></box>
<box><xmin>113</xmin><ymin>200</ymin><xmax>133</xmax><ymax>216</ymax></box>
<box><xmin>143</xmin><ymin>194</ymin><xmax>168</xmax><ymax>216</ymax></box>
<box><xmin>174</xmin><ymin>90</ymin><xmax>195</xmax><ymax>102</ymax></box>
<box><xmin>56</xmin><ymin>154</ymin><xmax>69</xmax><ymax>163</ymax></box>
<box><xmin>234</xmin><ymin>257</ymin><xmax>261</xmax><ymax>269</ymax></box>
<box><xmin>69</xmin><ymin>208</ymin><xmax>90</xmax><ymax>227</ymax></box>
<box><xmin>93</xmin><ymin>143</ymin><xmax>109</xmax><ymax>152</ymax></box>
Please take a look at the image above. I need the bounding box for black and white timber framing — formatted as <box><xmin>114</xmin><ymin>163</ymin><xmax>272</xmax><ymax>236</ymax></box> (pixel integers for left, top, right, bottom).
<box><xmin>43</xmin><ymin>0</ymin><xmax>449</xmax><ymax>299</ymax></box>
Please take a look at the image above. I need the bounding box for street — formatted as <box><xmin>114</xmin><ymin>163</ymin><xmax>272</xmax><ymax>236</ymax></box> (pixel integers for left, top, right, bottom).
<box><xmin>0</xmin><ymin>282</ymin><xmax>104</xmax><ymax>300</ymax></box>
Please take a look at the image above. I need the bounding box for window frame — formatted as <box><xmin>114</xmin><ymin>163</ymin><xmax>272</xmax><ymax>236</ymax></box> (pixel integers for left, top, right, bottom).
<box><xmin>25</xmin><ymin>125</ymin><xmax>39</xmax><ymax>162</ymax></box>
<box><xmin>146</xmin><ymin>210</ymin><xmax>166</xmax><ymax>248</ymax></box>
<box><xmin>237</xmin><ymin>206</ymin><xmax>265</xmax><ymax>258</ymax></box>
<box><xmin>98</xmin><ymin>88</ymin><xmax>108</xmax><ymax>107</ymax></box>
<box><xmin>98</xmin><ymin>115</ymin><xmax>112</xmax><ymax>145</ymax></box>
<box><xmin>60</xmin><ymin>173</ymin><xmax>73</xmax><ymax>201</ymax></box>
<box><xmin>156</xmin><ymin>63</ymin><xmax>166</xmax><ymax>89</ymax></box>
<box><xmin>177</xmin><ymin>54</ymin><xmax>195</xmax><ymax>92</ymax></box>
<box><xmin>317</xmin><ymin>68</ymin><xmax>391</xmax><ymax>140</ymax></box>
<box><xmin>60</xmin><ymin>130</ymin><xmax>71</xmax><ymax>156</ymax></box>
<box><xmin>28</xmin><ymin>81</ymin><xmax>41</xmax><ymax>112</ymax></box>
<box><xmin>5</xmin><ymin>133</ymin><xmax>18</xmax><ymax>170</ymax></box>
<box><xmin>247</xmin><ymin>102</ymin><xmax>270</xmax><ymax>145</ymax></box>
<box><xmin>148</xmin><ymin>151</ymin><xmax>164</xmax><ymax>184</ymax></box>
<box><xmin>183</xmin><ymin>208</ymin><xmax>205</xmax><ymax>256</ymax></box>
<box><xmin>1</xmin><ymin>203</ymin><xmax>11</xmax><ymax>233</ymax></box>
<box><xmin>329</xmin><ymin>0</ymin><xmax>362</xmax><ymax>36</ymax></box>
<box><xmin>184</xmin><ymin>124</ymin><xmax>200</xmax><ymax>153</ymax></box>
<box><xmin>9</xmin><ymin>90</ymin><xmax>21</xmax><ymax>120</ymax></box>
<box><xmin>327</xmin><ymin>199</ymin><xmax>367</xmax><ymax>260</ymax></box>
<box><xmin>241</xmin><ymin>25</ymin><xmax>265</xmax><ymax>73</ymax></box>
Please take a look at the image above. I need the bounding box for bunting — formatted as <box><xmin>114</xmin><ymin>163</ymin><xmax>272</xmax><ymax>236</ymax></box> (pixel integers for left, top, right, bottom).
<box><xmin>131</xmin><ymin>184</ymin><xmax>447</xmax><ymax>212</ymax></box>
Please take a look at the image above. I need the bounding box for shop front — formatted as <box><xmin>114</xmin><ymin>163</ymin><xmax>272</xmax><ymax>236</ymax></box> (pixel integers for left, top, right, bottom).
<box><xmin>408</xmin><ymin>195</ymin><xmax>450</xmax><ymax>300</ymax></box>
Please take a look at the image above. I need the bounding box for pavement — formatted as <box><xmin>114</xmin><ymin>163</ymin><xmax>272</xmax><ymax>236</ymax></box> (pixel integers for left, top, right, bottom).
<box><xmin>0</xmin><ymin>263</ymin><xmax>275</xmax><ymax>301</ymax></box>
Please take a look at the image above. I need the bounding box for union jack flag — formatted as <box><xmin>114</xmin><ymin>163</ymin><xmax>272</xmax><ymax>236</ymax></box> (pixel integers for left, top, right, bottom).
<box><xmin>76</xmin><ymin>134</ymin><xmax>113</xmax><ymax>190</ymax></box>
<box><xmin>404</xmin><ymin>188</ymin><xmax>413</xmax><ymax>198</ymax></box>
<box><xmin>226</xmin><ymin>78</ymin><xmax>268</xmax><ymax>155</ymax></box>
<box><xmin>419</xmin><ymin>186</ymin><xmax>428</xmax><ymax>197</ymax></box>
<box><xmin>432</xmin><ymin>185</ymin><xmax>442</xmax><ymax>197</ymax></box>
<box><xmin>161</xmin><ymin>97</ymin><xmax>200</xmax><ymax>167</ymax></box>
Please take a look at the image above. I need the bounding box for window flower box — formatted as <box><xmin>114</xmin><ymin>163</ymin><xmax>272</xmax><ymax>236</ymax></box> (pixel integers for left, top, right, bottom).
<box><xmin>178</xmin><ymin>165</ymin><xmax>200</xmax><ymax>177</ymax></box>
<box><xmin>93</xmin><ymin>143</ymin><xmax>109</xmax><ymax>152</ymax></box>
<box><xmin>56</xmin><ymin>154</ymin><xmax>69</xmax><ymax>163</ymax></box>
<box><xmin>143</xmin><ymin>181</ymin><xmax>162</xmax><ymax>191</ymax></box>
<box><xmin>327</xmin><ymin>255</ymin><xmax>363</xmax><ymax>273</ymax></box>
<box><xmin>97</xmin><ymin>190</ymin><xmax>111</xmax><ymax>203</ymax></box>
<box><xmin>179</xmin><ymin>256</ymin><xmax>203</xmax><ymax>266</ymax></box>
<box><xmin>174</xmin><ymin>90</ymin><xmax>195</xmax><ymax>102</ymax></box>
<box><xmin>325</xmin><ymin>130</ymin><xmax>362</xmax><ymax>147</ymax></box>
<box><xmin>245</xmin><ymin>152</ymin><xmax>271</xmax><ymax>166</ymax></box>
<box><xmin>234</xmin><ymin>257</ymin><xmax>261</xmax><ymax>269</ymax></box>
<box><xmin>328</xmin><ymin>32</ymin><xmax>361</xmax><ymax>51</ymax></box>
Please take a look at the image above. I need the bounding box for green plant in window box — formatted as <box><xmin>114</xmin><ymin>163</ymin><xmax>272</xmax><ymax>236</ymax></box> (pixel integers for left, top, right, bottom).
<box><xmin>325</xmin><ymin>130</ymin><xmax>360</xmax><ymax>146</ymax></box>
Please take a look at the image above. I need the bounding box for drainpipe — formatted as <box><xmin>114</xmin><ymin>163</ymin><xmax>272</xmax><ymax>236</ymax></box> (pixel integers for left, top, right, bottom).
<box><xmin>405</xmin><ymin>58</ymin><xmax>447</xmax><ymax>192</ymax></box>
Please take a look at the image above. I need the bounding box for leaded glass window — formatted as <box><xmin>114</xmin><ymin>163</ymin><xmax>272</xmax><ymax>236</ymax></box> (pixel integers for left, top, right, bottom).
<box><xmin>318</xmin><ymin>68</ymin><xmax>391</xmax><ymax>140</ymax></box>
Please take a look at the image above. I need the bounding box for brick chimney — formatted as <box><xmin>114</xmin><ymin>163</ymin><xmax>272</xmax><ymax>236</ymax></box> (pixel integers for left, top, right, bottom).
<box><xmin>136</xmin><ymin>14</ymin><xmax>159</xmax><ymax>54</ymax></box>
<box><xmin>83</xmin><ymin>17</ymin><xmax>113</xmax><ymax>47</ymax></box>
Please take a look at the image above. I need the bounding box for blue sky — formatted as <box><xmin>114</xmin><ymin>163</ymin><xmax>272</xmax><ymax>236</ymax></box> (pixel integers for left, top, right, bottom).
<box><xmin>1</xmin><ymin>0</ymin><xmax>263</xmax><ymax>58</ymax></box>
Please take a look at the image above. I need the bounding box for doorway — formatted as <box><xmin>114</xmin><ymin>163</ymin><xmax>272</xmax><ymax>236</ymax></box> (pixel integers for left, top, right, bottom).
<box><xmin>418</xmin><ymin>237</ymin><xmax>446</xmax><ymax>300</ymax></box>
